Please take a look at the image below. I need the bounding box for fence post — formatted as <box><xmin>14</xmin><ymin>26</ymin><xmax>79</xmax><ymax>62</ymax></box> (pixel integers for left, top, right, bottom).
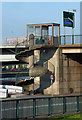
<box><xmin>48</xmin><ymin>98</ymin><xmax>51</xmax><ymax>116</ymax></box>
<box><xmin>16</xmin><ymin>100</ymin><xmax>19</xmax><ymax>119</ymax></box>
<box><xmin>33</xmin><ymin>99</ymin><xmax>36</xmax><ymax>118</ymax></box>
<box><xmin>63</xmin><ymin>97</ymin><xmax>66</xmax><ymax>114</ymax></box>
<box><xmin>77</xmin><ymin>96</ymin><xmax>79</xmax><ymax>112</ymax></box>
<box><xmin>72</xmin><ymin>35</ymin><xmax>74</xmax><ymax>44</ymax></box>
<box><xmin>64</xmin><ymin>35</ymin><xmax>65</xmax><ymax>45</ymax></box>
<box><xmin>59</xmin><ymin>36</ymin><xmax>61</xmax><ymax>45</ymax></box>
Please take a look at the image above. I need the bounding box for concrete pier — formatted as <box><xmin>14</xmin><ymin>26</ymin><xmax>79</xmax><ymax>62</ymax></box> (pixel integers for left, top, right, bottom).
<box><xmin>15</xmin><ymin>34</ymin><xmax>82</xmax><ymax>95</ymax></box>
<box><xmin>44</xmin><ymin>45</ymin><xmax>82</xmax><ymax>95</ymax></box>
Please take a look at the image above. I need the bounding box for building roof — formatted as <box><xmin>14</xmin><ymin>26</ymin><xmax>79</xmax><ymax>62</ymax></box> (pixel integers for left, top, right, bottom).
<box><xmin>27</xmin><ymin>23</ymin><xmax>60</xmax><ymax>26</ymax></box>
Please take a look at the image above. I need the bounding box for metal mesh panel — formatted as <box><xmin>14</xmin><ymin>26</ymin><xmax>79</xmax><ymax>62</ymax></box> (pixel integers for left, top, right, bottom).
<box><xmin>53</xmin><ymin>37</ymin><xmax>58</xmax><ymax>44</ymax></box>
<box><xmin>36</xmin><ymin>99</ymin><xmax>48</xmax><ymax>116</ymax></box>
<box><xmin>79</xmin><ymin>96</ymin><xmax>82</xmax><ymax>112</ymax></box>
<box><xmin>1</xmin><ymin>96</ymin><xmax>82</xmax><ymax>119</ymax></box>
<box><xmin>51</xmin><ymin>98</ymin><xmax>63</xmax><ymax>114</ymax></box>
<box><xmin>19</xmin><ymin>100</ymin><xmax>33</xmax><ymax>118</ymax></box>
<box><xmin>2</xmin><ymin>101</ymin><xmax>16</xmax><ymax>118</ymax></box>
<box><xmin>66</xmin><ymin>97</ymin><xmax>77</xmax><ymax>112</ymax></box>
<box><xmin>60</xmin><ymin>35</ymin><xmax>82</xmax><ymax>45</ymax></box>
<box><xmin>0</xmin><ymin>101</ymin><xmax>2</xmax><ymax>120</ymax></box>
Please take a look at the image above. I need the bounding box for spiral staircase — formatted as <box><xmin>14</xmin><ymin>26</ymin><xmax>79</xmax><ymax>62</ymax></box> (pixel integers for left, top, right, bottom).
<box><xmin>15</xmin><ymin>34</ymin><xmax>58</xmax><ymax>94</ymax></box>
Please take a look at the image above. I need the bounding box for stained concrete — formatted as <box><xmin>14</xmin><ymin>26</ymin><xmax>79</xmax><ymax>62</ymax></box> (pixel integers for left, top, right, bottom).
<box><xmin>15</xmin><ymin>36</ymin><xmax>82</xmax><ymax>95</ymax></box>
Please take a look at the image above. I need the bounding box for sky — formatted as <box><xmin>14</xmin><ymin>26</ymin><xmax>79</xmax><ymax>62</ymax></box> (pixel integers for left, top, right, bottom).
<box><xmin>1</xmin><ymin>1</ymin><xmax>81</xmax><ymax>44</ymax></box>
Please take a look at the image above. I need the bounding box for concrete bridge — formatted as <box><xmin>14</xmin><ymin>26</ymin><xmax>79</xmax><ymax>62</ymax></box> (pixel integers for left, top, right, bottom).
<box><xmin>1</xmin><ymin>23</ymin><xmax>82</xmax><ymax>95</ymax></box>
<box><xmin>60</xmin><ymin>44</ymin><xmax>82</xmax><ymax>53</ymax></box>
<box><xmin>0</xmin><ymin>45</ymin><xmax>28</xmax><ymax>66</ymax></box>
<box><xmin>15</xmin><ymin>33</ymin><xmax>82</xmax><ymax>96</ymax></box>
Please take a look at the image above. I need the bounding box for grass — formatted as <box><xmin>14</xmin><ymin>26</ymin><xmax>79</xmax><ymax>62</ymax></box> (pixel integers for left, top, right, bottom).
<box><xmin>52</xmin><ymin>113</ymin><xmax>82</xmax><ymax>120</ymax></box>
<box><xmin>28</xmin><ymin>113</ymin><xmax>82</xmax><ymax>120</ymax></box>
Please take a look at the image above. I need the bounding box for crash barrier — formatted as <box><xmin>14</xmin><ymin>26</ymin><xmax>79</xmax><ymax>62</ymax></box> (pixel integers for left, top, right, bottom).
<box><xmin>0</xmin><ymin>85</ymin><xmax>24</xmax><ymax>94</ymax></box>
<box><xmin>0</xmin><ymin>89</ymin><xmax>8</xmax><ymax>99</ymax></box>
<box><xmin>0</xmin><ymin>95</ymin><xmax>82</xmax><ymax>119</ymax></box>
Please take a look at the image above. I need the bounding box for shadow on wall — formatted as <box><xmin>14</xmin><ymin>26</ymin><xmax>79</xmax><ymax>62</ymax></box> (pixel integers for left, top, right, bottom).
<box><xmin>40</xmin><ymin>48</ymin><xmax>57</xmax><ymax>62</ymax></box>
<box><xmin>67</xmin><ymin>53</ymin><xmax>82</xmax><ymax>64</ymax></box>
<box><xmin>34</xmin><ymin>70</ymin><xmax>55</xmax><ymax>94</ymax></box>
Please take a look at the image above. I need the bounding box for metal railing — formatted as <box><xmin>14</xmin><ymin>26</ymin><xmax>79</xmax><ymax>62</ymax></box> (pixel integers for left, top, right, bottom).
<box><xmin>60</xmin><ymin>35</ymin><xmax>82</xmax><ymax>45</ymax></box>
<box><xmin>7</xmin><ymin>38</ymin><xmax>27</xmax><ymax>46</ymax></box>
<box><xmin>15</xmin><ymin>34</ymin><xmax>82</xmax><ymax>53</ymax></box>
<box><xmin>15</xmin><ymin>39</ymin><xmax>28</xmax><ymax>53</ymax></box>
<box><xmin>33</xmin><ymin>35</ymin><xmax>59</xmax><ymax>45</ymax></box>
<box><xmin>0</xmin><ymin>95</ymin><xmax>82</xmax><ymax>119</ymax></box>
<box><xmin>15</xmin><ymin>35</ymin><xmax>59</xmax><ymax>54</ymax></box>
<box><xmin>2</xmin><ymin>35</ymin><xmax>82</xmax><ymax>47</ymax></box>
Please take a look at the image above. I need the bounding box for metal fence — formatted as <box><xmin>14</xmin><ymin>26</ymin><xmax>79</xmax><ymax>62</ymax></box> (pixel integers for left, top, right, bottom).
<box><xmin>15</xmin><ymin>35</ymin><xmax>82</xmax><ymax>54</ymax></box>
<box><xmin>60</xmin><ymin>35</ymin><xmax>82</xmax><ymax>45</ymax></box>
<box><xmin>34</xmin><ymin>36</ymin><xmax>59</xmax><ymax>45</ymax></box>
<box><xmin>0</xmin><ymin>95</ymin><xmax>82</xmax><ymax>119</ymax></box>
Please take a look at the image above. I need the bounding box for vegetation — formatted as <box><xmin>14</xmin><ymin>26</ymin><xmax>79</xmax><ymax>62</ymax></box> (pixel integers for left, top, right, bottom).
<box><xmin>52</xmin><ymin>113</ymin><xmax>82</xmax><ymax>120</ymax></box>
<box><xmin>29</xmin><ymin>113</ymin><xmax>82</xmax><ymax>120</ymax></box>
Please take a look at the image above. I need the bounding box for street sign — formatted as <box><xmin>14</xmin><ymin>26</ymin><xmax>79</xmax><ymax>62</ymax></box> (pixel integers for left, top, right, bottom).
<box><xmin>63</xmin><ymin>11</ymin><xmax>74</xmax><ymax>28</ymax></box>
<box><xmin>50</xmin><ymin>74</ymin><xmax>54</xmax><ymax>80</ymax></box>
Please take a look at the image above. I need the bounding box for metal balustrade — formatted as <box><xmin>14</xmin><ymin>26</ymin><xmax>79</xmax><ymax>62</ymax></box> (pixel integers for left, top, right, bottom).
<box><xmin>0</xmin><ymin>95</ymin><xmax>82</xmax><ymax>119</ymax></box>
<box><xmin>4</xmin><ymin>35</ymin><xmax>82</xmax><ymax>47</ymax></box>
<box><xmin>60</xmin><ymin>35</ymin><xmax>82</xmax><ymax>45</ymax></box>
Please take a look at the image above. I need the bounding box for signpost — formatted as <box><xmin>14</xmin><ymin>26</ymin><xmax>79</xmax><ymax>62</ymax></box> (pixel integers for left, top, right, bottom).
<box><xmin>63</xmin><ymin>11</ymin><xmax>75</xmax><ymax>44</ymax></box>
<box><xmin>50</xmin><ymin>74</ymin><xmax>54</xmax><ymax>97</ymax></box>
<box><xmin>63</xmin><ymin>11</ymin><xmax>74</xmax><ymax>28</ymax></box>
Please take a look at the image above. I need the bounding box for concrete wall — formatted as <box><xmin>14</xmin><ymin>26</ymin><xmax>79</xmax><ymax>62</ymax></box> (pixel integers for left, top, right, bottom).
<box><xmin>44</xmin><ymin>48</ymin><xmax>82</xmax><ymax>95</ymax></box>
<box><xmin>15</xmin><ymin>35</ymin><xmax>82</xmax><ymax>95</ymax></box>
<box><xmin>44</xmin><ymin>48</ymin><xmax>60</xmax><ymax>95</ymax></box>
<box><xmin>59</xmin><ymin>51</ymin><xmax>82</xmax><ymax>95</ymax></box>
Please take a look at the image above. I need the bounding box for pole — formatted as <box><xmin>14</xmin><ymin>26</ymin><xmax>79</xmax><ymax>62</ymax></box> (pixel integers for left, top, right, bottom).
<box><xmin>72</xmin><ymin>28</ymin><xmax>74</xmax><ymax>44</ymax></box>
<box><xmin>64</xmin><ymin>27</ymin><xmax>65</xmax><ymax>45</ymax></box>
<box><xmin>51</xmin><ymin>80</ymin><xmax>53</xmax><ymax>97</ymax></box>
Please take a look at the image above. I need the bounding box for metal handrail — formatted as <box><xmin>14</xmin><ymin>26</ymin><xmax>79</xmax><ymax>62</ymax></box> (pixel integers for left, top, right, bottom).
<box><xmin>15</xmin><ymin>39</ymin><xmax>28</xmax><ymax>53</ymax></box>
<box><xmin>60</xmin><ymin>34</ymin><xmax>82</xmax><ymax>37</ymax></box>
<box><xmin>1</xmin><ymin>94</ymin><xmax>82</xmax><ymax>102</ymax></box>
<box><xmin>14</xmin><ymin>35</ymin><xmax>82</xmax><ymax>52</ymax></box>
<box><xmin>60</xmin><ymin>34</ymin><xmax>82</xmax><ymax>45</ymax></box>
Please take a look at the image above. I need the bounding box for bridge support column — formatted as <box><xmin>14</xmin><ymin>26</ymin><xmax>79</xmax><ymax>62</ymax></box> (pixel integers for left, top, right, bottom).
<box><xmin>28</xmin><ymin>34</ymin><xmax>35</xmax><ymax>93</ymax></box>
<box><xmin>29</xmin><ymin>34</ymin><xmax>34</xmax><ymax>77</ymax></box>
<box><xmin>34</xmin><ymin>50</ymin><xmax>40</xmax><ymax>91</ymax></box>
